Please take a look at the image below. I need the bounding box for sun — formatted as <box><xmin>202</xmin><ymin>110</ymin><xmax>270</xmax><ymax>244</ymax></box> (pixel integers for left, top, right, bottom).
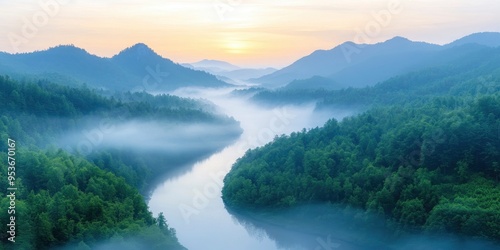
<box><xmin>224</xmin><ymin>40</ymin><xmax>249</xmax><ymax>54</ymax></box>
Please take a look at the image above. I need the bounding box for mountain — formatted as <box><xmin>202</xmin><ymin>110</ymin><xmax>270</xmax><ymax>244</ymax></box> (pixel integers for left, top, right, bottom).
<box><xmin>0</xmin><ymin>44</ymin><xmax>231</xmax><ymax>91</ymax></box>
<box><xmin>253</xmin><ymin>37</ymin><xmax>441</xmax><ymax>88</ymax></box>
<box><xmin>216</xmin><ymin>67</ymin><xmax>277</xmax><ymax>83</ymax></box>
<box><xmin>254</xmin><ymin>32</ymin><xmax>500</xmax><ymax>89</ymax></box>
<box><xmin>250</xmin><ymin>43</ymin><xmax>500</xmax><ymax>107</ymax></box>
<box><xmin>184</xmin><ymin>59</ymin><xmax>241</xmax><ymax>72</ymax></box>
<box><xmin>447</xmin><ymin>32</ymin><xmax>500</xmax><ymax>48</ymax></box>
<box><xmin>1</xmin><ymin>45</ymin><xmax>132</xmax><ymax>88</ymax></box>
<box><xmin>111</xmin><ymin>44</ymin><xmax>230</xmax><ymax>91</ymax></box>
<box><xmin>184</xmin><ymin>59</ymin><xmax>277</xmax><ymax>83</ymax></box>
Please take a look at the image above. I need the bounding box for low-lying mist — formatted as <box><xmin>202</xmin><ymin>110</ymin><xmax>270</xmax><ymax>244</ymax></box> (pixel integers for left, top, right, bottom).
<box><xmin>57</xmin><ymin>117</ymin><xmax>242</xmax><ymax>191</ymax></box>
<box><xmin>169</xmin><ymin>86</ymin><xmax>357</xmax><ymax>133</ymax></box>
<box><xmin>60</xmin><ymin>120</ymin><xmax>241</xmax><ymax>154</ymax></box>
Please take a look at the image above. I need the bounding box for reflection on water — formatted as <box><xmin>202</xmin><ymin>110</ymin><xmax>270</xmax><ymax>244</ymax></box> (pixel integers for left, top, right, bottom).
<box><xmin>58</xmin><ymin>117</ymin><xmax>242</xmax><ymax>194</ymax></box>
<box><xmin>149</xmin><ymin>87</ymin><xmax>337</xmax><ymax>250</ymax></box>
<box><xmin>147</xmin><ymin>88</ymin><xmax>500</xmax><ymax>250</ymax></box>
<box><xmin>225</xmin><ymin>204</ymin><xmax>387</xmax><ymax>250</ymax></box>
<box><xmin>226</xmin><ymin>204</ymin><xmax>500</xmax><ymax>250</ymax></box>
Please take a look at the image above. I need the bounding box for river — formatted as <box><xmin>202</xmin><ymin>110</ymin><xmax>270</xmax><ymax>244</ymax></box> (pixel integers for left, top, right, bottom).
<box><xmin>148</xmin><ymin>88</ymin><xmax>340</xmax><ymax>250</ymax></box>
<box><xmin>148</xmin><ymin>88</ymin><xmax>500</xmax><ymax>250</ymax></box>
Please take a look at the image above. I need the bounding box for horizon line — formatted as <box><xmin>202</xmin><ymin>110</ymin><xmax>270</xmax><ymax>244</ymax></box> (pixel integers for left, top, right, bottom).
<box><xmin>1</xmin><ymin>31</ymin><xmax>497</xmax><ymax>69</ymax></box>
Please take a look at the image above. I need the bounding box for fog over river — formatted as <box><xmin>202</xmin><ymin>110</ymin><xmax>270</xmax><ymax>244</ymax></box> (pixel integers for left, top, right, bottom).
<box><xmin>147</xmin><ymin>87</ymin><xmax>337</xmax><ymax>250</ymax></box>
<box><xmin>148</xmin><ymin>88</ymin><xmax>500</xmax><ymax>250</ymax></box>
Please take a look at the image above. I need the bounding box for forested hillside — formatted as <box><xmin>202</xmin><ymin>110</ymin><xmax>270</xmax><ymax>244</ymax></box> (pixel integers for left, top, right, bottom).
<box><xmin>0</xmin><ymin>75</ymin><xmax>229</xmax><ymax>123</ymax></box>
<box><xmin>0</xmin><ymin>75</ymin><xmax>240</xmax><ymax>249</ymax></box>
<box><xmin>0</xmin><ymin>75</ymin><xmax>241</xmax><ymax>190</ymax></box>
<box><xmin>223</xmin><ymin>93</ymin><xmax>500</xmax><ymax>240</ymax></box>
<box><xmin>0</xmin><ymin>150</ymin><xmax>185</xmax><ymax>250</ymax></box>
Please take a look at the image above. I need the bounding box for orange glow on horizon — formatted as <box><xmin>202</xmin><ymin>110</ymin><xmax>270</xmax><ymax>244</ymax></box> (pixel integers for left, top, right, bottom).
<box><xmin>1</xmin><ymin>0</ymin><xmax>500</xmax><ymax>68</ymax></box>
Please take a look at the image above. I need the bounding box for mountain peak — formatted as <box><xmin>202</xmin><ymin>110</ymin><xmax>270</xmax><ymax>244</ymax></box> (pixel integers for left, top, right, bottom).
<box><xmin>387</xmin><ymin>36</ymin><xmax>410</xmax><ymax>42</ymax></box>
<box><xmin>47</xmin><ymin>44</ymin><xmax>87</xmax><ymax>53</ymax></box>
<box><xmin>337</xmin><ymin>36</ymin><xmax>412</xmax><ymax>49</ymax></box>
<box><xmin>114</xmin><ymin>43</ymin><xmax>159</xmax><ymax>59</ymax></box>
<box><xmin>188</xmin><ymin>59</ymin><xmax>240</xmax><ymax>71</ymax></box>
<box><xmin>129</xmin><ymin>43</ymin><xmax>151</xmax><ymax>50</ymax></box>
<box><xmin>448</xmin><ymin>32</ymin><xmax>500</xmax><ymax>48</ymax></box>
<box><xmin>199</xmin><ymin>59</ymin><xmax>225</xmax><ymax>64</ymax></box>
<box><xmin>41</xmin><ymin>44</ymin><xmax>93</xmax><ymax>58</ymax></box>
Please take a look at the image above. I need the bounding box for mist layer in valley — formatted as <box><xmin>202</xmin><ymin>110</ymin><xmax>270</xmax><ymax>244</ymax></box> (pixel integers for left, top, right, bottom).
<box><xmin>58</xmin><ymin>117</ymin><xmax>242</xmax><ymax>193</ymax></box>
<box><xmin>150</xmin><ymin>87</ymin><xmax>498</xmax><ymax>250</ymax></box>
<box><xmin>2</xmin><ymin>31</ymin><xmax>499</xmax><ymax>250</ymax></box>
<box><xmin>148</xmin><ymin>87</ymin><xmax>361</xmax><ymax>250</ymax></box>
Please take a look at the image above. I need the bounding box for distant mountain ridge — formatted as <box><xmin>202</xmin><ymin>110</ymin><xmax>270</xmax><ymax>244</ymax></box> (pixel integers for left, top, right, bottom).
<box><xmin>2</xmin><ymin>32</ymin><xmax>498</xmax><ymax>91</ymax></box>
<box><xmin>184</xmin><ymin>59</ymin><xmax>277</xmax><ymax>83</ymax></box>
<box><xmin>183</xmin><ymin>59</ymin><xmax>241</xmax><ymax>72</ymax></box>
<box><xmin>253</xmin><ymin>32</ymin><xmax>500</xmax><ymax>89</ymax></box>
<box><xmin>447</xmin><ymin>32</ymin><xmax>500</xmax><ymax>48</ymax></box>
<box><xmin>0</xmin><ymin>44</ymin><xmax>231</xmax><ymax>91</ymax></box>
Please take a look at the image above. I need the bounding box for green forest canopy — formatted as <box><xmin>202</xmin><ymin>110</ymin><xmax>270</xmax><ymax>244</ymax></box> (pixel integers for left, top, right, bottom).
<box><xmin>223</xmin><ymin>93</ymin><xmax>500</xmax><ymax>240</ymax></box>
<box><xmin>0</xmin><ymin>75</ymin><xmax>241</xmax><ymax>249</ymax></box>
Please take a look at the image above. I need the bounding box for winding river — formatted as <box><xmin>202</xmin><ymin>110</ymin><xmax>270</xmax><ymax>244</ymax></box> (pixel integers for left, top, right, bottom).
<box><xmin>148</xmin><ymin>88</ymin><xmax>500</xmax><ymax>250</ymax></box>
<box><xmin>148</xmin><ymin>88</ymin><xmax>338</xmax><ymax>250</ymax></box>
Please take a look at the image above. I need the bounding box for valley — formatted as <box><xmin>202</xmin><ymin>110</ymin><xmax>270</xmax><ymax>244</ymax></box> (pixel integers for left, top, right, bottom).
<box><xmin>0</xmin><ymin>31</ymin><xmax>499</xmax><ymax>250</ymax></box>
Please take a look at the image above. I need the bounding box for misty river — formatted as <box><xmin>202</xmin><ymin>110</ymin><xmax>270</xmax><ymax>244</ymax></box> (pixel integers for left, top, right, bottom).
<box><xmin>148</xmin><ymin>88</ymin><xmax>500</xmax><ymax>250</ymax></box>
<box><xmin>148</xmin><ymin>87</ymin><xmax>340</xmax><ymax>250</ymax></box>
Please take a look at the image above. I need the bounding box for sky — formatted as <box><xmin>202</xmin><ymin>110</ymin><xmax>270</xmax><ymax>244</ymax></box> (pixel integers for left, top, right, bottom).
<box><xmin>1</xmin><ymin>0</ymin><xmax>500</xmax><ymax>68</ymax></box>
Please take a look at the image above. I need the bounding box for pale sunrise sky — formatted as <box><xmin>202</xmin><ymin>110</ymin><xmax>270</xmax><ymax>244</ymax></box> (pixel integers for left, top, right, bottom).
<box><xmin>1</xmin><ymin>0</ymin><xmax>500</xmax><ymax>68</ymax></box>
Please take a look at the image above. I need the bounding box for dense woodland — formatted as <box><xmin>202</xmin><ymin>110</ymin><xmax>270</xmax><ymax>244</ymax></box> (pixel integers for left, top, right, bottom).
<box><xmin>0</xmin><ymin>76</ymin><xmax>240</xmax><ymax>191</ymax></box>
<box><xmin>0</xmin><ymin>76</ymin><xmax>240</xmax><ymax>249</ymax></box>
<box><xmin>223</xmin><ymin>63</ymin><xmax>500</xmax><ymax>241</ymax></box>
<box><xmin>0</xmin><ymin>75</ymin><xmax>231</xmax><ymax>123</ymax></box>
<box><xmin>0</xmin><ymin>150</ymin><xmax>184</xmax><ymax>249</ymax></box>
<box><xmin>1</xmin><ymin>40</ymin><xmax>500</xmax><ymax>248</ymax></box>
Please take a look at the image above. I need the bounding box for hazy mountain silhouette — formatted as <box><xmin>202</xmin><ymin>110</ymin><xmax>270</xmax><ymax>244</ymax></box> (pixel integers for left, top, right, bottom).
<box><xmin>184</xmin><ymin>59</ymin><xmax>277</xmax><ymax>83</ymax></box>
<box><xmin>0</xmin><ymin>44</ymin><xmax>230</xmax><ymax>91</ymax></box>
<box><xmin>254</xmin><ymin>36</ymin><xmax>440</xmax><ymax>88</ymax></box>
<box><xmin>256</xmin><ymin>32</ymin><xmax>500</xmax><ymax>89</ymax></box>
<box><xmin>447</xmin><ymin>32</ymin><xmax>500</xmax><ymax>48</ymax></box>
<box><xmin>183</xmin><ymin>59</ymin><xmax>241</xmax><ymax>72</ymax></box>
<box><xmin>220</xmin><ymin>67</ymin><xmax>277</xmax><ymax>82</ymax></box>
